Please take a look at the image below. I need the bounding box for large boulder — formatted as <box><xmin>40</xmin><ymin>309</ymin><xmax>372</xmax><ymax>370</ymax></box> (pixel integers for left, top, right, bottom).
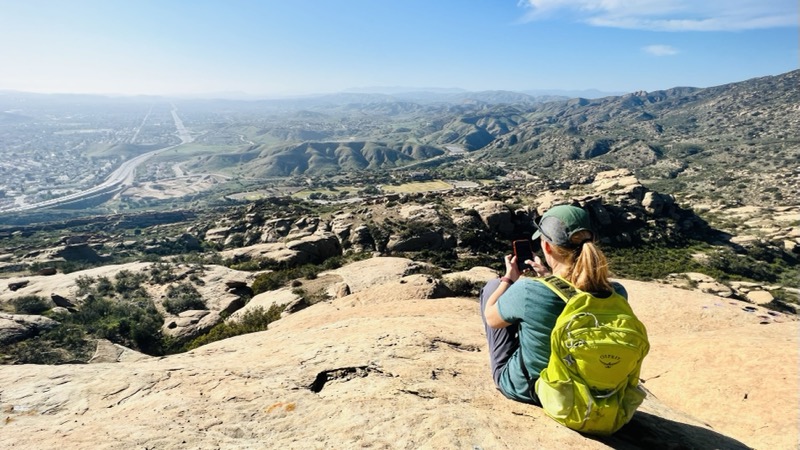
<box><xmin>89</xmin><ymin>339</ymin><xmax>152</xmax><ymax>363</ymax></box>
<box><xmin>162</xmin><ymin>309</ymin><xmax>221</xmax><ymax>342</ymax></box>
<box><xmin>461</xmin><ymin>199</ymin><xmax>514</xmax><ymax>237</ymax></box>
<box><xmin>328</xmin><ymin>257</ymin><xmax>422</xmax><ymax>294</ymax></box>
<box><xmin>203</xmin><ymin>226</ymin><xmax>233</xmax><ymax>243</ymax></box>
<box><xmin>52</xmin><ymin>243</ymin><xmax>104</xmax><ymax>263</ymax></box>
<box><xmin>592</xmin><ymin>168</ymin><xmax>644</xmax><ymax>199</ymax></box>
<box><xmin>228</xmin><ymin>288</ymin><xmax>301</xmax><ymax>322</ymax></box>
<box><xmin>0</xmin><ymin>313</ymin><xmax>59</xmax><ymax>345</ymax></box>
<box><xmin>348</xmin><ymin>225</ymin><xmax>375</xmax><ymax>252</ymax></box>
<box><xmin>398</xmin><ymin>204</ymin><xmax>441</xmax><ymax>223</ymax></box>
<box><xmin>386</xmin><ymin>230</ymin><xmax>447</xmax><ymax>252</ymax></box>
<box><xmin>443</xmin><ymin>266</ymin><xmax>498</xmax><ymax>286</ymax></box>
<box><xmin>286</xmin><ymin>231</ymin><xmax>343</xmax><ymax>264</ymax></box>
<box><xmin>220</xmin><ymin>242</ymin><xmax>302</xmax><ymax>266</ymax></box>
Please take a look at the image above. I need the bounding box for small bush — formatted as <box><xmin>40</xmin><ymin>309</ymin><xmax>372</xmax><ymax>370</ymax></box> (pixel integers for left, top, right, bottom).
<box><xmin>228</xmin><ymin>260</ymin><xmax>263</xmax><ymax>271</ymax></box>
<box><xmin>12</xmin><ymin>295</ymin><xmax>51</xmax><ymax>315</ymax></box>
<box><xmin>444</xmin><ymin>277</ymin><xmax>484</xmax><ymax>298</ymax></box>
<box><xmin>75</xmin><ymin>275</ymin><xmax>95</xmax><ymax>296</ymax></box>
<box><xmin>409</xmin><ymin>263</ymin><xmax>443</xmax><ymax>279</ymax></box>
<box><xmin>3</xmin><ymin>324</ymin><xmax>93</xmax><ymax>364</ymax></box>
<box><xmin>321</xmin><ymin>256</ymin><xmax>344</xmax><ymax>270</ymax></box>
<box><xmin>95</xmin><ymin>276</ymin><xmax>114</xmax><ymax>296</ymax></box>
<box><xmin>163</xmin><ymin>282</ymin><xmax>206</xmax><ymax>315</ymax></box>
<box><xmin>114</xmin><ymin>270</ymin><xmax>148</xmax><ymax>298</ymax></box>
<box><xmin>73</xmin><ymin>295</ymin><xmax>165</xmax><ymax>354</ymax></box>
<box><xmin>292</xmin><ymin>287</ymin><xmax>330</xmax><ymax>306</ymax></box>
<box><xmin>252</xmin><ymin>271</ymin><xmax>284</xmax><ymax>294</ymax></box>
<box><xmin>251</xmin><ymin>264</ymin><xmax>323</xmax><ymax>295</ymax></box>
<box><xmin>184</xmin><ymin>305</ymin><xmax>285</xmax><ymax>351</ymax></box>
<box><xmin>706</xmin><ymin>249</ymin><xmax>778</xmax><ymax>282</ymax></box>
<box><xmin>4</xmin><ymin>294</ymin><xmax>166</xmax><ymax>364</ymax></box>
<box><xmin>149</xmin><ymin>262</ymin><xmax>177</xmax><ymax>284</ymax></box>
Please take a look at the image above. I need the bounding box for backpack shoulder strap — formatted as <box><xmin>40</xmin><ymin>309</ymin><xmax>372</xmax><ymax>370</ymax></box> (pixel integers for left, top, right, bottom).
<box><xmin>518</xmin><ymin>275</ymin><xmax>577</xmax><ymax>389</ymax></box>
<box><xmin>538</xmin><ymin>275</ymin><xmax>578</xmax><ymax>303</ymax></box>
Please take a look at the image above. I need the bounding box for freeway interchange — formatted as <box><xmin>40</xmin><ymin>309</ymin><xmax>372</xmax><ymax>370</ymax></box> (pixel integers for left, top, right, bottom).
<box><xmin>5</xmin><ymin>107</ymin><xmax>193</xmax><ymax>213</ymax></box>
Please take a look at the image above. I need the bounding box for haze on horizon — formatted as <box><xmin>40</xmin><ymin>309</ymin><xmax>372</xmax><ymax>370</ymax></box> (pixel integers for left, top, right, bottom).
<box><xmin>0</xmin><ymin>0</ymin><xmax>797</xmax><ymax>98</ymax></box>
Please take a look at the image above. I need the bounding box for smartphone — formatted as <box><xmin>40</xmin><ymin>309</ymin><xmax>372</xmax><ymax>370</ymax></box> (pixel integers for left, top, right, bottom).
<box><xmin>512</xmin><ymin>240</ymin><xmax>534</xmax><ymax>272</ymax></box>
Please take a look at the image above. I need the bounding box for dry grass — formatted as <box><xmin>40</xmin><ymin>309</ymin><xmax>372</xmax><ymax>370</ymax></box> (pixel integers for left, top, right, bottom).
<box><xmin>292</xmin><ymin>187</ymin><xmax>360</xmax><ymax>199</ymax></box>
<box><xmin>382</xmin><ymin>180</ymin><xmax>452</xmax><ymax>193</ymax></box>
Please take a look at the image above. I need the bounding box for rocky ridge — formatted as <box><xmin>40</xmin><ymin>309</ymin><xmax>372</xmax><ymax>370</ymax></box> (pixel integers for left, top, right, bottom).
<box><xmin>1</xmin><ymin>169</ymin><xmax>796</xmax><ymax>348</ymax></box>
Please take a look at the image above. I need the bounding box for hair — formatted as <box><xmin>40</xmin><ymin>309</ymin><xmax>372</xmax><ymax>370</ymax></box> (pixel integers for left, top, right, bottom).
<box><xmin>549</xmin><ymin>229</ymin><xmax>612</xmax><ymax>293</ymax></box>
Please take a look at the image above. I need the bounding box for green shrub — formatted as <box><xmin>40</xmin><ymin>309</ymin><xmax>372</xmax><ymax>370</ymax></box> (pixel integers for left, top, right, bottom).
<box><xmin>706</xmin><ymin>248</ymin><xmax>778</xmax><ymax>282</ymax></box>
<box><xmin>3</xmin><ymin>324</ymin><xmax>93</xmax><ymax>364</ymax></box>
<box><xmin>163</xmin><ymin>282</ymin><xmax>206</xmax><ymax>314</ymax></box>
<box><xmin>3</xmin><ymin>294</ymin><xmax>166</xmax><ymax>364</ymax></box>
<box><xmin>228</xmin><ymin>260</ymin><xmax>263</xmax><ymax>271</ymax></box>
<box><xmin>12</xmin><ymin>295</ymin><xmax>51</xmax><ymax>315</ymax></box>
<box><xmin>444</xmin><ymin>277</ymin><xmax>483</xmax><ymax>297</ymax></box>
<box><xmin>251</xmin><ymin>271</ymin><xmax>284</xmax><ymax>294</ymax></box>
<box><xmin>604</xmin><ymin>244</ymin><xmax>707</xmax><ymax>281</ymax></box>
<box><xmin>114</xmin><ymin>270</ymin><xmax>147</xmax><ymax>295</ymax></box>
<box><xmin>75</xmin><ymin>275</ymin><xmax>95</xmax><ymax>296</ymax></box>
<box><xmin>149</xmin><ymin>262</ymin><xmax>177</xmax><ymax>284</ymax></box>
<box><xmin>95</xmin><ymin>276</ymin><xmax>114</xmax><ymax>296</ymax></box>
<box><xmin>72</xmin><ymin>295</ymin><xmax>164</xmax><ymax>354</ymax></box>
<box><xmin>184</xmin><ymin>305</ymin><xmax>285</xmax><ymax>351</ymax></box>
<box><xmin>409</xmin><ymin>263</ymin><xmax>443</xmax><ymax>279</ymax></box>
<box><xmin>291</xmin><ymin>288</ymin><xmax>328</xmax><ymax>306</ymax></box>
<box><xmin>451</xmin><ymin>255</ymin><xmax>503</xmax><ymax>273</ymax></box>
<box><xmin>140</xmin><ymin>253</ymin><xmax>161</xmax><ymax>262</ymax></box>
<box><xmin>322</xmin><ymin>256</ymin><xmax>344</xmax><ymax>270</ymax></box>
<box><xmin>251</xmin><ymin>264</ymin><xmax>323</xmax><ymax>295</ymax></box>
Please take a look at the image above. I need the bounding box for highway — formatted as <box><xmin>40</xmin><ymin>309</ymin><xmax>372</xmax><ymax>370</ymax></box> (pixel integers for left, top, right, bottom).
<box><xmin>5</xmin><ymin>107</ymin><xmax>193</xmax><ymax>213</ymax></box>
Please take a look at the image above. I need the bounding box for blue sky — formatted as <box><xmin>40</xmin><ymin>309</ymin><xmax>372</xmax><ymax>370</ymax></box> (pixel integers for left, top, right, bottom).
<box><xmin>0</xmin><ymin>0</ymin><xmax>796</xmax><ymax>97</ymax></box>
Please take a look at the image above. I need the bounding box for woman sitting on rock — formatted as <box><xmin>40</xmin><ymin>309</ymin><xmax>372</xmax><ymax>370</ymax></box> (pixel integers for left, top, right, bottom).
<box><xmin>479</xmin><ymin>204</ymin><xmax>626</xmax><ymax>404</ymax></box>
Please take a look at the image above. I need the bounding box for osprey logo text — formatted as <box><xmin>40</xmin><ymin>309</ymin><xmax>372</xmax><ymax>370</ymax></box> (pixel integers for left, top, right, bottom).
<box><xmin>599</xmin><ymin>354</ymin><xmax>621</xmax><ymax>368</ymax></box>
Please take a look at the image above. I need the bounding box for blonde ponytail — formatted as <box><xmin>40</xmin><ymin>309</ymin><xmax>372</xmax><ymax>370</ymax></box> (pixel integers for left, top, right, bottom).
<box><xmin>550</xmin><ymin>230</ymin><xmax>612</xmax><ymax>293</ymax></box>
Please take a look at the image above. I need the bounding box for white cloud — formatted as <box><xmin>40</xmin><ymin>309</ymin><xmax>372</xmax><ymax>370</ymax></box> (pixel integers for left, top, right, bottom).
<box><xmin>643</xmin><ymin>44</ymin><xmax>679</xmax><ymax>56</ymax></box>
<box><xmin>519</xmin><ymin>0</ymin><xmax>799</xmax><ymax>31</ymax></box>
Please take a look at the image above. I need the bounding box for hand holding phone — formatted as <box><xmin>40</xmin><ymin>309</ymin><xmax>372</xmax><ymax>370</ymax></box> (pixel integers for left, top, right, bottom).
<box><xmin>531</xmin><ymin>255</ymin><xmax>551</xmax><ymax>277</ymax></box>
<box><xmin>512</xmin><ymin>240</ymin><xmax>534</xmax><ymax>273</ymax></box>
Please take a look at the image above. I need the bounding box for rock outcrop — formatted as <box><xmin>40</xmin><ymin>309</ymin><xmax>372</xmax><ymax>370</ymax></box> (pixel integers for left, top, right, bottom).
<box><xmin>0</xmin><ymin>261</ymin><xmax>796</xmax><ymax>450</ymax></box>
<box><xmin>0</xmin><ymin>262</ymin><xmax>257</xmax><ymax>348</ymax></box>
<box><xmin>0</xmin><ymin>312</ymin><xmax>59</xmax><ymax>345</ymax></box>
<box><xmin>199</xmin><ymin>169</ymin><xmax>715</xmax><ymax>260</ymax></box>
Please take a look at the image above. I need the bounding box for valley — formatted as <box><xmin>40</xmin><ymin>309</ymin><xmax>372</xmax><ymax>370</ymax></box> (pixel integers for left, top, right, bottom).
<box><xmin>1</xmin><ymin>71</ymin><xmax>797</xmax><ymax>225</ymax></box>
<box><xmin>0</xmin><ymin>71</ymin><xmax>797</xmax><ymax>367</ymax></box>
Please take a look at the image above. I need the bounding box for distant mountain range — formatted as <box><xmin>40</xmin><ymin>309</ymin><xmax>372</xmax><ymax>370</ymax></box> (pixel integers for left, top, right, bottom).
<box><xmin>3</xmin><ymin>70</ymin><xmax>797</xmax><ymax>204</ymax></box>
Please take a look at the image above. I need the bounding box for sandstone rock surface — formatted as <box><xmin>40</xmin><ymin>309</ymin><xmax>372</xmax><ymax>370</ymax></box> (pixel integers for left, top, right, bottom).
<box><xmin>0</xmin><ymin>313</ymin><xmax>59</xmax><ymax>345</ymax></box>
<box><xmin>0</xmin><ymin>262</ymin><xmax>153</xmax><ymax>305</ymax></box>
<box><xmin>0</xmin><ymin>271</ymin><xmax>796</xmax><ymax>450</ymax></box>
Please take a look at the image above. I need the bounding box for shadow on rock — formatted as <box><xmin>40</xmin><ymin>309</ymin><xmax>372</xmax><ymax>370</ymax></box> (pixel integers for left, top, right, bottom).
<box><xmin>597</xmin><ymin>411</ymin><xmax>751</xmax><ymax>450</ymax></box>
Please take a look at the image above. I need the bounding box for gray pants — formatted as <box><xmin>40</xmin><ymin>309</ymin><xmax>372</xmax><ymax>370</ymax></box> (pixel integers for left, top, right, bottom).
<box><xmin>479</xmin><ymin>278</ymin><xmax>520</xmax><ymax>388</ymax></box>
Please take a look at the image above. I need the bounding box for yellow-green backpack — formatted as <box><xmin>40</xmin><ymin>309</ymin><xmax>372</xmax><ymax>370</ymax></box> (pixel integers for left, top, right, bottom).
<box><xmin>534</xmin><ymin>276</ymin><xmax>649</xmax><ymax>435</ymax></box>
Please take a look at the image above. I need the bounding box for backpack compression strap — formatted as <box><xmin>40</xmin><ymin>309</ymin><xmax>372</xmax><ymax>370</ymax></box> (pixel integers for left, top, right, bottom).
<box><xmin>540</xmin><ymin>275</ymin><xmax>577</xmax><ymax>302</ymax></box>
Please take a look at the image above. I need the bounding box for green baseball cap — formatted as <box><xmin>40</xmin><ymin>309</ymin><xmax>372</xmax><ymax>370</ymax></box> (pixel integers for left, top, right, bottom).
<box><xmin>532</xmin><ymin>204</ymin><xmax>593</xmax><ymax>248</ymax></box>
